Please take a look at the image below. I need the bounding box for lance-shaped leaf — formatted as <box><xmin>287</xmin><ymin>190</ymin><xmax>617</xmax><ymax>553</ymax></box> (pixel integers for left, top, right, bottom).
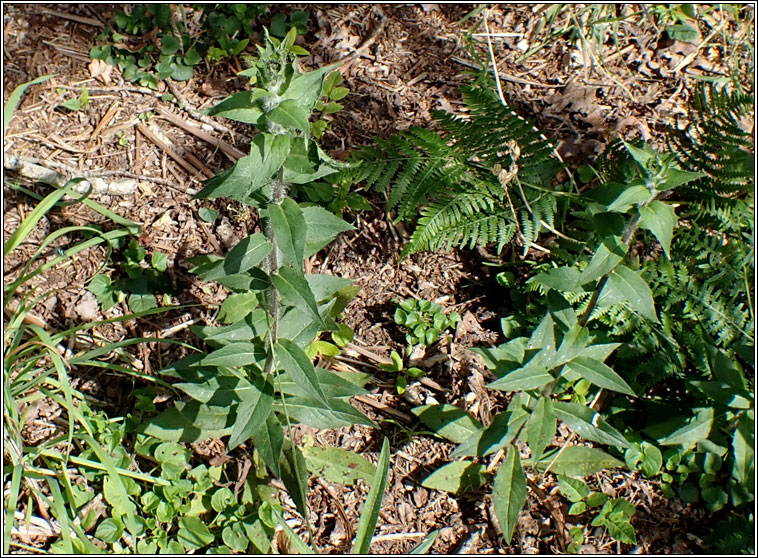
<box><xmin>271</xmin><ymin>266</ymin><xmax>325</xmax><ymax>328</ymax></box>
<box><xmin>228</xmin><ymin>375</ymin><xmax>274</xmax><ymax>450</ymax></box>
<box><xmin>639</xmin><ymin>200</ymin><xmax>677</xmax><ymax>259</ymax></box>
<box><xmin>526</xmin><ymin>397</ymin><xmax>556</xmax><ymax>464</ymax></box>
<box><xmin>268</xmin><ymin>197</ymin><xmax>306</xmax><ymax>267</ymax></box>
<box><xmin>276</xmin><ymin>339</ymin><xmax>328</xmax><ymax>404</ymax></box>
<box><xmin>200</xmin><ymin>342</ymin><xmax>267</xmax><ymax>368</ymax></box>
<box><xmin>223</xmin><ymin>233</ymin><xmax>272</xmax><ymax>275</ymax></box>
<box><xmin>421</xmin><ymin>461</ymin><xmax>489</xmax><ymax>494</ymax></box>
<box><xmin>276</xmin><ymin>396</ymin><xmax>374</xmax><ymax>429</ymax></box>
<box><xmin>554</xmin><ymin>401</ymin><xmax>630</xmax><ymax>448</ymax></box>
<box><xmin>580</xmin><ymin>241</ymin><xmax>627</xmax><ymax>286</ymax></box>
<box><xmin>564</xmin><ymin>356</ymin><xmax>636</xmax><ymax>397</ymax></box>
<box><xmin>607</xmin><ymin>265</ymin><xmax>658</xmax><ymax>322</ymax></box>
<box><xmin>280</xmin><ymin>442</ymin><xmax>310</xmax><ymax>521</ymax></box>
<box><xmin>412</xmin><ymin>404</ymin><xmax>482</xmax><ymax>444</ymax></box>
<box><xmin>352</xmin><ymin>438</ymin><xmax>390</xmax><ymax>554</ymax></box>
<box><xmin>488</xmin><ymin>364</ymin><xmax>554</xmax><ymax>392</ymax></box>
<box><xmin>537</xmin><ymin>446</ymin><xmax>623</xmax><ymax>477</ymax></box>
<box><xmin>492</xmin><ymin>446</ymin><xmax>527</xmax><ymax>544</ymax></box>
<box><xmin>659</xmin><ymin>407</ymin><xmax>714</xmax><ymax>447</ymax></box>
<box><xmin>252</xmin><ymin>413</ymin><xmax>284</xmax><ymax>477</ymax></box>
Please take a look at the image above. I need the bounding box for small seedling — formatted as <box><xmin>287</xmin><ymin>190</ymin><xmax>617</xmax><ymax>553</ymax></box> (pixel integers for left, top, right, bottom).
<box><xmin>61</xmin><ymin>85</ymin><xmax>89</xmax><ymax>111</ymax></box>
<box><xmin>88</xmin><ymin>239</ymin><xmax>174</xmax><ymax>312</ymax></box>
<box><xmin>380</xmin><ymin>349</ymin><xmax>425</xmax><ymax>395</ymax></box>
<box><xmin>394</xmin><ymin>298</ymin><xmax>461</xmax><ymax>347</ymax></box>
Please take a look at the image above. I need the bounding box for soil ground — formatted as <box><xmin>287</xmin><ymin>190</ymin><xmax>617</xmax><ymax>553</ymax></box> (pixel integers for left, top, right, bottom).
<box><xmin>3</xmin><ymin>3</ymin><xmax>753</xmax><ymax>554</ymax></box>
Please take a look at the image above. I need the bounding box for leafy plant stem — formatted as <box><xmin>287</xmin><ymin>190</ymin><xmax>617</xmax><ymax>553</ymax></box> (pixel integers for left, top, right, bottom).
<box><xmin>579</xmin><ymin>202</ymin><xmax>649</xmax><ymax>327</ymax></box>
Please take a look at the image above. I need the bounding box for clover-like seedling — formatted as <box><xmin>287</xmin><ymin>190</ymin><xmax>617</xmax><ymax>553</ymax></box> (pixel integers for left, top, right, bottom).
<box><xmin>393</xmin><ymin>298</ymin><xmax>461</xmax><ymax>347</ymax></box>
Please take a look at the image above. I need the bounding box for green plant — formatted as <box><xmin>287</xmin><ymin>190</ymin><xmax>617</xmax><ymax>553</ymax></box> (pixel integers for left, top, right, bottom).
<box><xmin>410</xmin><ymin>77</ymin><xmax>753</xmax><ymax>547</ymax></box>
<box><xmin>87</xmin><ymin>238</ymin><xmax>175</xmax><ymax>313</ymax></box>
<box><xmin>557</xmin><ymin>476</ymin><xmax>638</xmax><ymax>547</ymax></box>
<box><xmin>139</xmin><ymin>30</ymin><xmax>372</xmax><ymax>544</ymax></box>
<box><xmin>353</xmin><ymin>80</ymin><xmax>565</xmax><ymax>258</ymax></box>
<box><xmin>393</xmin><ymin>298</ymin><xmax>461</xmax><ymax>347</ymax></box>
<box><xmin>59</xmin><ymin>84</ymin><xmax>89</xmax><ymax>112</ymax></box>
<box><xmin>90</xmin><ymin>5</ymin><xmax>311</xmax><ymax>89</ymax></box>
<box><xmin>379</xmin><ymin>349</ymin><xmax>425</xmax><ymax>395</ymax></box>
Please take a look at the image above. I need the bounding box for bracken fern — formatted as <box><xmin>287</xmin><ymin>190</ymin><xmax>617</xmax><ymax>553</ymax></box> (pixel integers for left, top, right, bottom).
<box><xmin>353</xmin><ymin>82</ymin><xmax>565</xmax><ymax>257</ymax></box>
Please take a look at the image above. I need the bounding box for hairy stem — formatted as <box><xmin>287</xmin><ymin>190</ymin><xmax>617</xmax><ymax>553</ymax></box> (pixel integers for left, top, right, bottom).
<box><xmin>262</xmin><ymin>169</ymin><xmax>287</xmax><ymax>376</ymax></box>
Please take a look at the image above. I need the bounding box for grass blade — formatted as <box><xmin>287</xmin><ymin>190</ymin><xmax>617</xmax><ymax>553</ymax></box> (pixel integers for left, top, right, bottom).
<box><xmin>352</xmin><ymin>437</ymin><xmax>391</xmax><ymax>554</ymax></box>
<box><xmin>272</xmin><ymin>507</ymin><xmax>316</xmax><ymax>554</ymax></box>
<box><xmin>4</xmin><ymin>74</ymin><xmax>54</xmax><ymax>138</ymax></box>
<box><xmin>409</xmin><ymin>529</ymin><xmax>439</xmax><ymax>554</ymax></box>
<box><xmin>3</xmin><ymin>465</ymin><xmax>22</xmax><ymax>553</ymax></box>
<box><xmin>3</xmin><ymin>182</ymin><xmax>72</xmax><ymax>255</ymax></box>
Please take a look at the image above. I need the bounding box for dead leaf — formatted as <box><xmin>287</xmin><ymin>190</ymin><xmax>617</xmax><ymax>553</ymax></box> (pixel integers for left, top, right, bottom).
<box><xmin>88</xmin><ymin>58</ymin><xmax>112</xmax><ymax>85</ymax></box>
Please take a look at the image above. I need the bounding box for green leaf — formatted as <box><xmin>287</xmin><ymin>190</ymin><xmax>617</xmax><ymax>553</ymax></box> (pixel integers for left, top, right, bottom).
<box><xmin>217</xmin><ymin>269</ymin><xmax>269</xmax><ymax>292</ymax></box>
<box><xmin>607</xmin><ymin>265</ymin><xmax>658</xmax><ymax>322</ymax></box>
<box><xmin>218</xmin><ymin>292</ymin><xmax>260</xmax><ymax>322</ymax></box>
<box><xmin>223</xmin><ymin>233</ymin><xmax>273</xmax><ymax>275</ymax></box>
<box><xmin>271</xmin><ymin>266</ymin><xmax>325</xmax><ymax>328</ymax></box>
<box><xmin>95</xmin><ymin>518</ymin><xmax>123</xmax><ymax>543</ymax></box>
<box><xmin>160</xmin><ymin>35</ymin><xmax>181</xmax><ymax>55</ymax></box>
<box><xmin>252</xmin><ymin>413</ymin><xmax>284</xmax><ymax>478</ymax></box>
<box><xmin>411</xmin><ymin>404</ymin><xmax>482</xmax><ymax>444</ymax></box>
<box><xmin>267</xmin><ymin>99</ymin><xmax>310</xmax><ymax>133</ymax></box>
<box><xmin>139</xmin><ymin>401</ymin><xmax>234</xmax><ymax>442</ymax></box>
<box><xmin>409</xmin><ymin>531</ymin><xmax>439</xmax><ymax>554</ymax></box>
<box><xmin>228</xmin><ymin>375</ymin><xmax>274</xmax><ymax>450</ymax></box>
<box><xmin>452</xmin><ymin>400</ymin><xmax>529</xmax><ymax>458</ymax></box>
<box><xmin>195</xmin><ymin>134</ymin><xmax>290</xmax><ymax>202</ymax></box>
<box><xmin>526</xmin><ymin>397</ymin><xmax>556</xmax><ymax>464</ymax></box>
<box><xmin>271</xmin><ymin>507</ymin><xmax>315</xmax><ymax>554</ymax></box>
<box><xmin>200</xmin><ymin>342</ymin><xmax>266</xmax><ymax>368</ymax></box>
<box><xmin>659</xmin><ymin>407</ymin><xmax>715</xmax><ymax>447</ymax></box>
<box><xmin>529</xmin><ymin>266</ymin><xmax>583</xmax><ymax>293</ymax></box>
<box><xmin>211</xmin><ymin>486</ymin><xmax>235</xmax><ymax>513</ymax></box>
<box><xmin>207</xmin><ymin>90</ymin><xmax>263</xmax><ymax>124</ymax></box>
<box><xmin>127</xmin><ymin>293</ymin><xmax>157</xmax><ymax>313</ymax></box>
<box><xmin>178</xmin><ymin>516</ymin><xmax>215</xmax><ymax>550</ymax></box>
<box><xmin>580</xmin><ymin>242</ymin><xmax>627</xmax><ymax>285</ymax></box>
<box><xmin>658</xmin><ymin>167</ymin><xmax>705</xmax><ymax>190</ymax></box>
<box><xmin>564</xmin><ymin>356</ymin><xmax>635</xmax><ymax>397</ymax></box>
<box><xmin>268</xmin><ymin>198</ymin><xmax>305</xmax><ymax>267</ymax></box>
<box><xmin>731</xmin><ymin>412</ymin><xmax>755</xmax><ymax>487</ymax></box>
<box><xmin>281</xmin><ymin>63</ymin><xmax>340</xmax><ymax>111</ymax></box>
<box><xmin>302</xmin><ymin>445</ymin><xmax>376</xmax><ymax>485</ymax></box>
<box><xmin>222</xmin><ymin>522</ymin><xmax>249</xmax><ymax>552</ymax></box>
<box><xmin>492</xmin><ymin>447</ymin><xmax>527</xmax><ymax>544</ymax></box>
<box><xmin>329</xmin><ymin>86</ymin><xmax>350</xmax><ymax>101</ymax></box>
<box><xmin>487</xmin><ymin>364</ymin><xmax>554</xmax><ymax>392</ymax></box>
<box><xmin>537</xmin><ymin>446</ymin><xmax>624</xmax><ymax>477</ymax></box>
<box><xmin>276</xmin><ymin>396</ymin><xmax>374</xmax><ymax>429</ymax></box>
<box><xmin>557</xmin><ymin>476</ymin><xmax>590</xmax><ymax>502</ymax></box>
<box><xmin>171</xmin><ymin>62</ymin><xmax>193</xmax><ymax>81</ymax></box>
<box><xmin>421</xmin><ymin>461</ymin><xmax>488</xmax><ymax>494</ymax></box>
<box><xmin>276</xmin><ymin>338</ymin><xmax>327</xmax><ymax>404</ymax></box>
<box><xmin>606</xmin><ymin>184</ymin><xmax>650</xmax><ymax>212</ymax></box>
<box><xmin>638</xmin><ymin>200</ymin><xmax>676</xmax><ymax>259</ymax></box>
<box><xmin>301</xmin><ymin>205</ymin><xmax>354</xmax><ymax>257</ymax></box>
<box><xmin>280</xmin><ymin>442</ymin><xmax>310</xmax><ymax>522</ymax></box>
<box><xmin>352</xmin><ymin>438</ymin><xmax>391</xmax><ymax>554</ymax></box>
<box><xmin>554</xmin><ymin>401</ymin><xmax>630</xmax><ymax>448</ymax></box>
